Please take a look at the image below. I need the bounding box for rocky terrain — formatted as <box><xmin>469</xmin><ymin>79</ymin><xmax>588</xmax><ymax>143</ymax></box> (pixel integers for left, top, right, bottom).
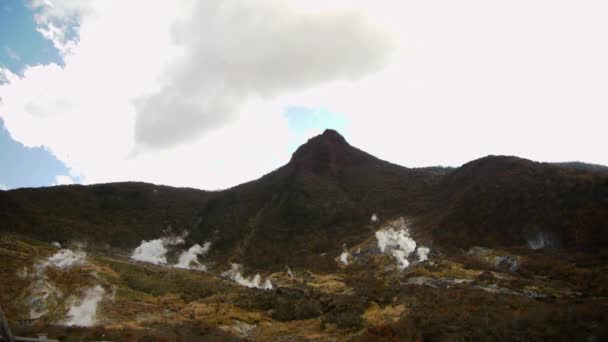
<box><xmin>1</xmin><ymin>130</ymin><xmax>607</xmax><ymax>341</ymax></box>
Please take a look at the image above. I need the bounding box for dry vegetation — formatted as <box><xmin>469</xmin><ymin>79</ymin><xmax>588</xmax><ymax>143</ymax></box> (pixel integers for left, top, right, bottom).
<box><xmin>1</xmin><ymin>233</ymin><xmax>607</xmax><ymax>341</ymax></box>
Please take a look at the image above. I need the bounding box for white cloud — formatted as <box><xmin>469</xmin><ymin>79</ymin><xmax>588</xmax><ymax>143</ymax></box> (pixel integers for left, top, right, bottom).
<box><xmin>1</xmin><ymin>0</ymin><xmax>607</xmax><ymax>192</ymax></box>
<box><xmin>287</xmin><ymin>1</ymin><xmax>608</xmax><ymax>168</ymax></box>
<box><xmin>0</xmin><ymin>184</ymin><xmax>8</xmax><ymax>191</ymax></box>
<box><xmin>0</xmin><ymin>0</ymin><xmax>394</xmax><ymax>190</ymax></box>
<box><xmin>53</xmin><ymin>175</ymin><xmax>75</xmax><ymax>185</ymax></box>
<box><xmin>26</xmin><ymin>0</ymin><xmax>96</xmax><ymax>55</ymax></box>
<box><xmin>133</xmin><ymin>1</ymin><xmax>395</xmax><ymax>150</ymax></box>
<box><xmin>4</xmin><ymin>46</ymin><xmax>20</xmax><ymax>61</ymax></box>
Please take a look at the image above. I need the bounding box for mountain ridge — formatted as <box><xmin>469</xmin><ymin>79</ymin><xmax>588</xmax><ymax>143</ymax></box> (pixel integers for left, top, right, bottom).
<box><xmin>2</xmin><ymin>129</ymin><xmax>608</xmax><ymax>341</ymax></box>
<box><xmin>1</xmin><ymin>130</ymin><xmax>607</xmax><ymax>271</ymax></box>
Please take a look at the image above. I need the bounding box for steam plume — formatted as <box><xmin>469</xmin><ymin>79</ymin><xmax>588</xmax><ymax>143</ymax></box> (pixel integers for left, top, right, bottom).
<box><xmin>339</xmin><ymin>251</ymin><xmax>349</xmax><ymax>265</ymax></box>
<box><xmin>24</xmin><ymin>248</ymin><xmax>89</xmax><ymax>320</ymax></box>
<box><xmin>47</xmin><ymin>249</ymin><xmax>87</xmax><ymax>269</ymax></box>
<box><xmin>63</xmin><ymin>285</ymin><xmax>105</xmax><ymax>327</ymax></box>
<box><xmin>130</xmin><ymin>233</ymin><xmax>186</xmax><ymax>265</ymax></box>
<box><xmin>416</xmin><ymin>246</ymin><xmax>430</xmax><ymax>262</ymax></box>
<box><xmin>222</xmin><ymin>264</ymin><xmax>273</xmax><ymax>290</ymax></box>
<box><xmin>375</xmin><ymin>218</ymin><xmax>431</xmax><ymax>270</ymax></box>
<box><xmin>175</xmin><ymin>242</ymin><xmax>211</xmax><ymax>270</ymax></box>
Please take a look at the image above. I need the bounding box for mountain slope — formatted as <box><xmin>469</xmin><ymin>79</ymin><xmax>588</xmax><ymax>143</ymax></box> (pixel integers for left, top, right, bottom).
<box><xmin>1</xmin><ymin>130</ymin><xmax>607</xmax><ymax>269</ymax></box>
<box><xmin>1</xmin><ymin>182</ymin><xmax>213</xmax><ymax>250</ymax></box>
<box><xmin>1</xmin><ymin>130</ymin><xmax>608</xmax><ymax>341</ymax></box>
<box><xmin>193</xmin><ymin>129</ymin><xmax>445</xmax><ymax>270</ymax></box>
<box><xmin>424</xmin><ymin>155</ymin><xmax>608</xmax><ymax>251</ymax></box>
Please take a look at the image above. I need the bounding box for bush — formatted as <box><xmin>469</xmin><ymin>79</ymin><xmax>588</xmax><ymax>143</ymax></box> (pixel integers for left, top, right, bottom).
<box><xmin>322</xmin><ymin>310</ymin><xmax>364</xmax><ymax>331</ymax></box>
<box><xmin>321</xmin><ymin>295</ymin><xmax>366</xmax><ymax>330</ymax></box>
<box><xmin>272</xmin><ymin>297</ymin><xmax>323</xmax><ymax>321</ymax></box>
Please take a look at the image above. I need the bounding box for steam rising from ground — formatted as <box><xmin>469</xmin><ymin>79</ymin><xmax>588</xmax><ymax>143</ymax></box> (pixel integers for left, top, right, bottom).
<box><xmin>175</xmin><ymin>242</ymin><xmax>211</xmax><ymax>270</ymax></box>
<box><xmin>21</xmin><ymin>247</ymin><xmax>101</xmax><ymax>321</ymax></box>
<box><xmin>416</xmin><ymin>246</ymin><xmax>430</xmax><ymax>262</ymax></box>
<box><xmin>131</xmin><ymin>232</ymin><xmax>212</xmax><ymax>270</ymax></box>
<box><xmin>64</xmin><ymin>285</ymin><xmax>105</xmax><ymax>327</ymax></box>
<box><xmin>527</xmin><ymin>231</ymin><xmax>557</xmax><ymax>250</ymax></box>
<box><xmin>222</xmin><ymin>264</ymin><xmax>273</xmax><ymax>290</ymax></box>
<box><xmin>130</xmin><ymin>233</ymin><xmax>186</xmax><ymax>265</ymax></box>
<box><xmin>375</xmin><ymin>218</ymin><xmax>430</xmax><ymax>270</ymax></box>
<box><xmin>339</xmin><ymin>251</ymin><xmax>349</xmax><ymax>265</ymax></box>
<box><xmin>27</xmin><ymin>279</ymin><xmax>62</xmax><ymax>320</ymax></box>
<box><xmin>47</xmin><ymin>249</ymin><xmax>87</xmax><ymax>269</ymax></box>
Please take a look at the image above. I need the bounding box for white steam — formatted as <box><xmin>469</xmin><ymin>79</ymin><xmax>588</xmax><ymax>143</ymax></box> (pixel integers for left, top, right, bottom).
<box><xmin>63</xmin><ymin>285</ymin><xmax>105</xmax><ymax>327</ymax></box>
<box><xmin>24</xmin><ymin>248</ymin><xmax>90</xmax><ymax>320</ymax></box>
<box><xmin>262</xmin><ymin>279</ymin><xmax>273</xmax><ymax>290</ymax></box>
<box><xmin>376</xmin><ymin>227</ymin><xmax>417</xmax><ymax>254</ymax></box>
<box><xmin>222</xmin><ymin>264</ymin><xmax>273</xmax><ymax>290</ymax></box>
<box><xmin>130</xmin><ymin>234</ymin><xmax>186</xmax><ymax>265</ymax></box>
<box><xmin>286</xmin><ymin>266</ymin><xmax>295</xmax><ymax>278</ymax></box>
<box><xmin>416</xmin><ymin>246</ymin><xmax>430</xmax><ymax>262</ymax></box>
<box><xmin>375</xmin><ymin>218</ymin><xmax>431</xmax><ymax>270</ymax></box>
<box><xmin>339</xmin><ymin>251</ymin><xmax>349</xmax><ymax>265</ymax></box>
<box><xmin>130</xmin><ymin>232</ymin><xmax>212</xmax><ymax>269</ymax></box>
<box><xmin>47</xmin><ymin>249</ymin><xmax>87</xmax><ymax>269</ymax></box>
<box><xmin>391</xmin><ymin>250</ymin><xmax>409</xmax><ymax>269</ymax></box>
<box><xmin>371</xmin><ymin>213</ymin><xmax>379</xmax><ymax>223</ymax></box>
<box><xmin>27</xmin><ymin>279</ymin><xmax>63</xmax><ymax>320</ymax></box>
<box><xmin>175</xmin><ymin>242</ymin><xmax>211</xmax><ymax>270</ymax></box>
<box><xmin>527</xmin><ymin>231</ymin><xmax>556</xmax><ymax>250</ymax></box>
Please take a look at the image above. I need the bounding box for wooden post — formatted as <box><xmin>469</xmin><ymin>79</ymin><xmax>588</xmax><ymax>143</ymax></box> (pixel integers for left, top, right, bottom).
<box><xmin>0</xmin><ymin>305</ymin><xmax>15</xmax><ymax>342</ymax></box>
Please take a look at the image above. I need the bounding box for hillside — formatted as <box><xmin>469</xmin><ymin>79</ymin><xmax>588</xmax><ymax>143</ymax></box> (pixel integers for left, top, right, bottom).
<box><xmin>0</xmin><ymin>182</ymin><xmax>213</xmax><ymax>250</ymax></box>
<box><xmin>424</xmin><ymin>156</ymin><xmax>608</xmax><ymax>252</ymax></box>
<box><xmin>1</xmin><ymin>130</ymin><xmax>608</xmax><ymax>341</ymax></box>
<box><xmin>193</xmin><ymin>129</ymin><xmax>446</xmax><ymax>271</ymax></box>
<box><xmin>1</xmin><ymin>130</ymin><xmax>607</xmax><ymax>268</ymax></box>
<box><xmin>1</xmin><ymin>219</ymin><xmax>607</xmax><ymax>341</ymax></box>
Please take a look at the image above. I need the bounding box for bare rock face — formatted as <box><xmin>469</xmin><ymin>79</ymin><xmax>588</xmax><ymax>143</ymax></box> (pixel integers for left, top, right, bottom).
<box><xmin>291</xmin><ymin>129</ymin><xmax>355</xmax><ymax>177</ymax></box>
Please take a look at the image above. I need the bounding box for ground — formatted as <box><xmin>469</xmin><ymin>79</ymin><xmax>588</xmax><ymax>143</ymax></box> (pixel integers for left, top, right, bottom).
<box><xmin>1</xmin><ymin>217</ymin><xmax>607</xmax><ymax>341</ymax></box>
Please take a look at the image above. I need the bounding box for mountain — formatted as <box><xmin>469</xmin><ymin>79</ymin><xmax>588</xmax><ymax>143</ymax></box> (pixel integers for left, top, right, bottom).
<box><xmin>553</xmin><ymin>161</ymin><xmax>608</xmax><ymax>174</ymax></box>
<box><xmin>423</xmin><ymin>155</ymin><xmax>608</xmax><ymax>252</ymax></box>
<box><xmin>0</xmin><ymin>182</ymin><xmax>213</xmax><ymax>250</ymax></box>
<box><xmin>2</xmin><ymin>130</ymin><xmax>608</xmax><ymax>341</ymax></box>
<box><xmin>192</xmin><ymin>129</ymin><xmax>445</xmax><ymax>270</ymax></box>
<box><xmin>1</xmin><ymin>130</ymin><xmax>607</xmax><ymax>267</ymax></box>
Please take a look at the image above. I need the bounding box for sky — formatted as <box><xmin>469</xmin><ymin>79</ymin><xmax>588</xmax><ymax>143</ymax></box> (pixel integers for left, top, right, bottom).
<box><xmin>0</xmin><ymin>0</ymin><xmax>607</xmax><ymax>191</ymax></box>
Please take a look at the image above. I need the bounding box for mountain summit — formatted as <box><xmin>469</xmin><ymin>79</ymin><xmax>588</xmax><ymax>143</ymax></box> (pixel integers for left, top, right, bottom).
<box><xmin>290</xmin><ymin>129</ymin><xmax>376</xmax><ymax>177</ymax></box>
<box><xmin>195</xmin><ymin>130</ymin><xmax>443</xmax><ymax>270</ymax></box>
